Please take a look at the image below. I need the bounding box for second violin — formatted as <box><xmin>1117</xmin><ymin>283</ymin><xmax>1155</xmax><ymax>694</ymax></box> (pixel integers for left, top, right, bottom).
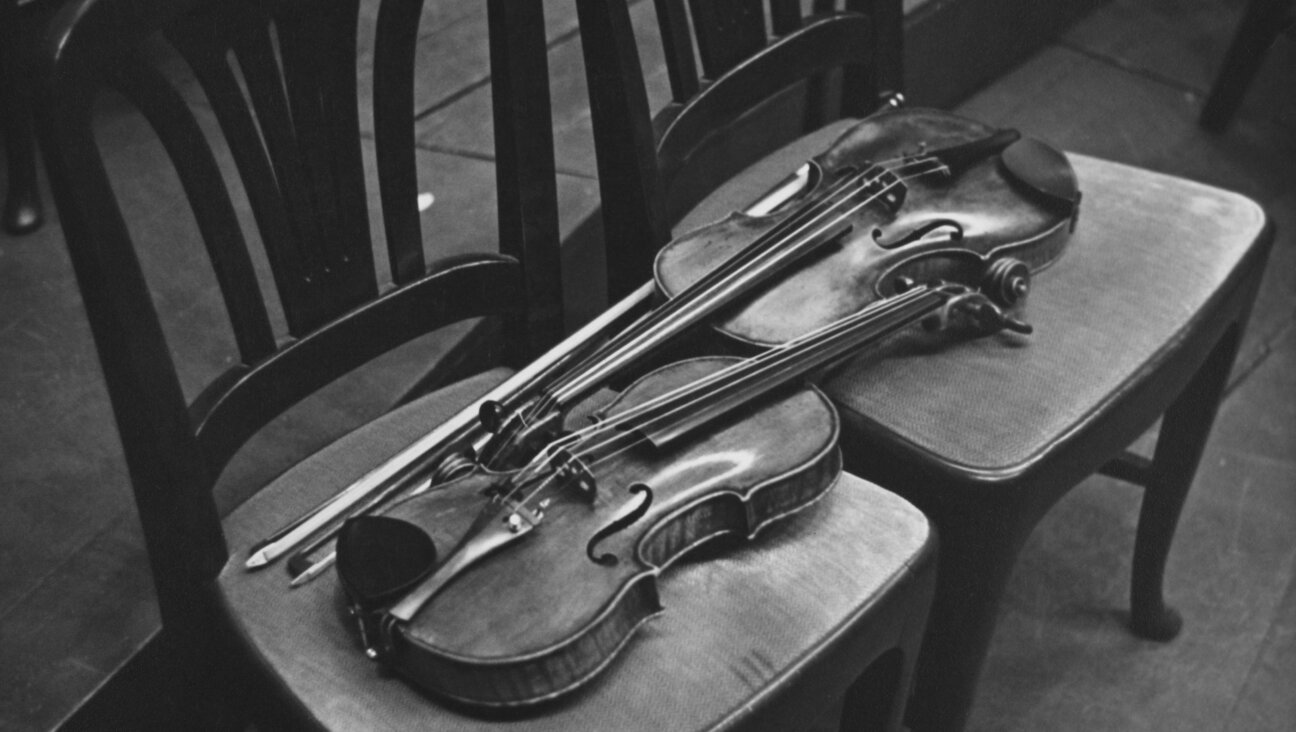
<box><xmin>656</xmin><ymin>107</ymin><xmax>1081</xmax><ymax>348</ymax></box>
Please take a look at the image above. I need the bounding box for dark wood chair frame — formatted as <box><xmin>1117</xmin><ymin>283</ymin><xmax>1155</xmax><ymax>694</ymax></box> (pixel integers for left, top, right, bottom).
<box><xmin>580</xmin><ymin>0</ymin><xmax>903</xmax><ymax>306</ymax></box>
<box><xmin>2</xmin><ymin>0</ymin><xmax>54</xmax><ymax>234</ymax></box>
<box><xmin>1199</xmin><ymin>0</ymin><xmax>1294</xmax><ymax>132</ymax></box>
<box><xmin>574</xmin><ymin>0</ymin><xmax>1274</xmax><ymax>730</ymax></box>
<box><xmin>36</xmin><ymin>0</ymin><xmax>563</xmax><ymax>724</ymax></box>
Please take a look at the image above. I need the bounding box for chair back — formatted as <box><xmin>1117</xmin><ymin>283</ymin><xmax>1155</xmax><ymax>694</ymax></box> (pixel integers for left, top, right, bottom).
<box><xmin>576</xmin><ymin>0</ymin><xmax>903</xmax><ymax>300</ymax></box>
<box><xmin>34</xmin><ymin>0</ymin><xmax>562</xmax><ymax>640</ymax></box>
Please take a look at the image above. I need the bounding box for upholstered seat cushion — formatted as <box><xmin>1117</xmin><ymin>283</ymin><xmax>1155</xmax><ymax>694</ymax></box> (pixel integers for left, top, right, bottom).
<box><xmin>218</xmin><ymin>368</ymin><xmax>934</xmax><ymax>730</ymax></box>
<box><xmin>676</xmin><ymin>119</ymin><xmax>1268</xmax><ymax>477</ymax></box>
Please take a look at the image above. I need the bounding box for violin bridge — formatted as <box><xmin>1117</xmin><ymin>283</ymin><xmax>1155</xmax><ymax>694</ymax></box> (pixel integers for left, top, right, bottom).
<box><xmin>860</xmin><ymin>165</ymin><xmax>906</xmax><ymax>214</ymax></box>
<box><xmin>552</xmin><ymin>449</ymin><xmax>598</xmax><ymax>503</ymax></box>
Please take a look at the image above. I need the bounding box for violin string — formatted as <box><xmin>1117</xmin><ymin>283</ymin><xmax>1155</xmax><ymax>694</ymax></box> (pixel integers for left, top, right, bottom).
<box><xmin>535</xmin><ymin>156</ymin><xmax>949</xmax><ymax>415</ymax></box>
<box><xmin>535</xmin><ymin>145</ymin><xmax>959</xmax><ymax>413</ymax></box>
<box><xmin>491</xmin><ymin>144</ymin><xmax>982</xmax><ymax>506</ymax></box>
<box><xmin>489</xmin><ymin>157</ymin><xmax>949</xmax><ymax>499</ymax></box>
<box><xmin>517</xmin><ymin>290</ymin><xmax>943</xmax><ymax>509</ymax></box>
<box><xmin>553</xmin><ymin>156</ymin><xmax>939</xmax><ymax>380</ymax></box>
<box><xmin>499</xmin><ymin>286</ymin><xmax>949</xmax><ymax>512</ymax></box>
<box><xmin>568</xmin><ymin>289</ymin><xmax>942</xmax><ymax>459</ymax></box>
<box><xmin>482</xmin><ymin>144</ymin><xmax>966</xmax><ymax>465</ymax></box>
<box><xmin>529</xmin><ymin>161</ymin><xmax>912</xmax><ymax>408</ymax></box>
<box><xmin>492</xmin><ymin>157</ymin><xmax>946</xmax><ymax>486</ymax></box>
<box><xmin>613</xmin><ymin>295</ymin><xmax>944</xmax><ymax>460</ymax></box>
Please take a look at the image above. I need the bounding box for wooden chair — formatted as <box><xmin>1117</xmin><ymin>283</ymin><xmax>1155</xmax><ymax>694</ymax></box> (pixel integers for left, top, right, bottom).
<box><xmin>36</xmin><ymin>0</ymin><xmax>936</xmax><ymax>728</ymax></box>
<box><xmin>574</xmin><ymin>1</ymin><xmax>1275</xmax><ymax>730</ymax></box>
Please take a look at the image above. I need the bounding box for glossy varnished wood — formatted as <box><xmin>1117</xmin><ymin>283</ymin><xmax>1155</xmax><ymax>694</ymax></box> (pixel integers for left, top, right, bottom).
<box><xmin>655</xmin><ymin>108</ymin><xmax>1073</xmax><ymax>347</ymax></box>
<box><xmin>385</xmin><ymin>358</ymin><xmax>841</xmax><ymax>706</ymax></box>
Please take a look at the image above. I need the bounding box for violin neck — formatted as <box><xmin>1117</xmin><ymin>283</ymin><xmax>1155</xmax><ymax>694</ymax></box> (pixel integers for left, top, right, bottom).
<box><xmin>927</xmin><ymin>128</ymin><xmax>1022</xmax><ymax>177</ymax></box>
<box><xmin>540</xmin><ymin>164</ymin><xmax>903</xmax><ymax>414</ymax></box>
<box><xmin>569</xmin><ymin>285</ymin><xmax>950</xmax><ymax>465</ymax></box>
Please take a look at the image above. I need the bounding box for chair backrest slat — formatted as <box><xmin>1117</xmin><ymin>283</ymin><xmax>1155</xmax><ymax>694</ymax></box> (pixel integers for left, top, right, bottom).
<box><xmin>770</xmin><ymin>0</ymin><xmax>804</xmax><ymax>35</ymax></box>
<box><xmin>227</xmin><ymin>27</ymin><xmax>343</xmax><ymax>328</ymax></box>
<box><xmin>656</xmin><ymin>15</ymin><xmax>873</xmax><ymax>218</ymax></box>
<box><xmin>577</xmin><ymin>0</ymin><xmax>673</xmax><ymax>301</ymax></box>
<box><xmin>846</xmin><ymin>0</ymin><xmax>902</xmax><ymax>103</ymax></box>
<box><xmin>271</xmin><ymin>3</ymin><xmax>378</xmax><ymax>330</ymax></box>
<box><xmin>652</xmin><ymin>0</ymin><xmax>701</xmax><ymax>101</ymax></box>
<box><xmin>686</xmin><ymin>0</ymin><xmax>768</xmax><ymax>79</ymax></box>
<box><xmin>373</xmin><ymin>0</ymin><xmax>428</xmax><ymax>285</ymax></box>
<box><xmin>176</xmin><ymin>1</ymin><xmax>380</xmax><ymax>335</ymax></box>
<box><xmin>171</xmin><ymin>30</ymin><xmax>301</xmax><ymax>342</ymax></box>
<box><xmin>106</xmin><ymin>52</ymin><xmax>279</xmax><ymax>363</ymax></box>
<box><xmin>487</xmin><ymin>0</ymin><xmax>564</xmax><ymax>356</ymax></box>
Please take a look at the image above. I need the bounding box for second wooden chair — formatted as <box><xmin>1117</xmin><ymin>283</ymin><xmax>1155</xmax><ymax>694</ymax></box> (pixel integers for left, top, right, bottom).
<box><xmin>574</xmin><ymin>1</ymin><xmax>1274</xmax><ymax>730</ymax></box>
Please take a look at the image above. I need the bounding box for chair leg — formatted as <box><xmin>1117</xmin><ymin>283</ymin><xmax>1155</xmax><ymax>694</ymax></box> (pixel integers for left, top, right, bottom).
<box><xmin>2</xmin><ymin>0</ymin><xmax>44</xmax><ymax>235</ymax></box>
<box><xmin>839</xmin><ymin>648</ymin><xmax>903</xmax><ymax>732</ymax></box>
<box><xmin>839</xmin><ymin>551</ymin><xmax>935</xmax><ymax>732</ymax></box>
<box><xmin>1199</xmin><ymin>0</ymin><xmax>1292</xmax><ymax>132</ymax></box>
<box><xmin>1129</xmin><ymin>324</ymin><xmax>1242</xmax><ymax>640</ymax></box>
<box><xmin>903</xmin><ymin>501</ymin><xmax>1033</xmax><ymax>732</ymax></box>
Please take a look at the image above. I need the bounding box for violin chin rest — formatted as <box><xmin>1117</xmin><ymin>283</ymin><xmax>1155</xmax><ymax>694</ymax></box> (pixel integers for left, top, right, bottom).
<box><xmin>1000</xmin><ymin>138</ymin><xmax>1081</xmax><ymax>214</ymax></box>
<box><xmin>336</xmin><ymin>515</ymin><xmax>438</xmax><ymax>610</ymax></box>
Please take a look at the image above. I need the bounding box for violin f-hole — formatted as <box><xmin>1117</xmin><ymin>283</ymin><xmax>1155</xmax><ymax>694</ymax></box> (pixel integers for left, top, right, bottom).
<box><xmin>586</xmin><ymin>484</ymin><xmax>654</xmax><ymax>566</ymax></box>
<box><xmin>873</xmin><ymin>219</ymin><xmax>964</xmax><ymax>250</ymax></box>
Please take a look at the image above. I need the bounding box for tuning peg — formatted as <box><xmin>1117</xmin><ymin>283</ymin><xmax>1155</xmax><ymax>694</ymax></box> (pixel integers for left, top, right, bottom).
<box><xmin>983</xmin><ymin>258</ymin><xmax>1031</xmax><ymax>307</ymax></box>
<box><xmin>925</xmin><ymin>291</ymin><xmax>1033</xmax><ymax>336</ymax></box>
<box><xmin>971</xmin><ymin>300</ymin><xmax>1033</xmax><ymax>335</ymax></box>
<box><xmin>1001</xmin><ymin>313</ymin><xmax>1033</xmax><ymax>335</ymax></box>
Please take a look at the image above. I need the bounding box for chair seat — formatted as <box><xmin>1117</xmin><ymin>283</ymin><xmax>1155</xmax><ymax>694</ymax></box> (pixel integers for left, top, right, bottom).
<box><xmin>218</xmin><ymin>368</ymin><xmax>935</xmax><ymax>730</ymax></box>
<box><xmin>677</xmin><ymin>119</ymin><xmax>1269</xmax><ymax>479</ymax></box>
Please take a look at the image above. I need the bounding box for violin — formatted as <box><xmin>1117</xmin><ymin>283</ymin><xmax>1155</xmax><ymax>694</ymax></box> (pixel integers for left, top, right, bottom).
<box><xmin>337</xmin><ymin>278</ymin><xmax>1027</xmax><ymax>707</ymax></box>
<box><xmin>247</xmin><ymin>107</ymin><xmax>1078</xmax><ymax>584</ymax></box>
<box><xmin>657</xmin><ymin>106</ymin><xmax>1079</xmax><ymax>348</ymax></box>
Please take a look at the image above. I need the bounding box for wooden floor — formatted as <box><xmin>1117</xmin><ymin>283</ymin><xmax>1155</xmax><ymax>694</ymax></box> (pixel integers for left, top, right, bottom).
<box><xmin>0</xmin><ymin>0</ymin><xmax>1293</xmax><ymax>729</ymax></box>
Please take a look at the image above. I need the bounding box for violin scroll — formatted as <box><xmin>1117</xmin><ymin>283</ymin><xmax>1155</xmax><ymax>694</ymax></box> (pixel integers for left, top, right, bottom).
<box><xmin>982</xmin><ymin>257</ymin><xmax>1031</xmax><ymax>307</ymax></box>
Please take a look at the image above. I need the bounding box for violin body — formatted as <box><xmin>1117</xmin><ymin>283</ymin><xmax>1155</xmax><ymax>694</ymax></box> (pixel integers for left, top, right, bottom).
<box><xmin>656</xmin><ymin>108</ymin><xmax>1078</xmax><ymax>347</ymax></box>
<box><xmin>378</xmin><ymin>357</ymin><xmax>841</xmax><ymax>707</ymax></box>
